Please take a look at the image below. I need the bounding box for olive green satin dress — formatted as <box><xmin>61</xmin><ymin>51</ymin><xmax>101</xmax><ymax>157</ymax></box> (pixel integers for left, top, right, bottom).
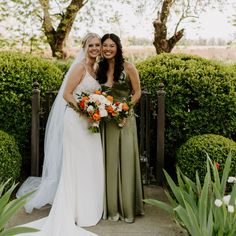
<box><xmin>102</xmin><ymin>72</ymin><xmax>144</xmax><ymax>223</ymax></box>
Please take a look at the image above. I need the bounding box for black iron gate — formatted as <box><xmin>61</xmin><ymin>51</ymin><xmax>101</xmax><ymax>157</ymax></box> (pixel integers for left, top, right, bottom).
<box><xmin>31</xmin><ymin>82</ymin><xmax>166</xmax><ymax>185</ymax></box>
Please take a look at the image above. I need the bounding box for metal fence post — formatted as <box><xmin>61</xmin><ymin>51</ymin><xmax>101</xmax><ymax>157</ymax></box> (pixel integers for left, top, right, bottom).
<box><xmin>31</xmin><ymin>81</ymin><xmax>40</xmax><ymax>176</ymax></box>
<box><xmin>156</xmin><ymin>83</ymin><xmax>166</xmax><ymax>186</ymax></box>
<box><xmin>139</xmin><ymin>90</ymin><xmax>151</xmax><ymax>184</ymax></box>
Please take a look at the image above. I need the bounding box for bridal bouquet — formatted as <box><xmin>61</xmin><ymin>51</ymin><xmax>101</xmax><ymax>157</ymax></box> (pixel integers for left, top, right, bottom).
<box><xmin>71</xmin><ymin>90</ymin><xmax>113</xmax><ymax>133</ymax></box>
<box><xmin>106</xmin><ymin>97</ymin><xmax>133</xmax><ymax>127</ymax></box>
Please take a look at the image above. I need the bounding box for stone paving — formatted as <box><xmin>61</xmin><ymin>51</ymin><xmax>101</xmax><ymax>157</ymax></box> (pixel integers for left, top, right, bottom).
<box><xmin>7</xmin><ymin>185</ymin><xmax>188</xmax><ymax>236</ymax></box>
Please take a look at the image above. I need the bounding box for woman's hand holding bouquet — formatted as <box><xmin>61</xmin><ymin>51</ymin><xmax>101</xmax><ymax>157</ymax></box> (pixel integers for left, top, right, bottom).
<box><xmin>69</xmin><ymin>90</ymin><xmax>112</xmax><ymax>133</ymax></box>
<box><xmin>106</xmin><ymin>97</ymin><xmax>133</xmax><ymax>127</ymax></box>
<box><xmin>69</xmin><ymin>90</ymin><xmax>133</xmax><ymax>131</ymax></box>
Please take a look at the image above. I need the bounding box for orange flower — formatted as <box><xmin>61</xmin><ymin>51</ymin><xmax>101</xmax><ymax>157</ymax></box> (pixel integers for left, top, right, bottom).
<box><xmin>216</xmin><ymin>162</ymin><xmax>220</xmax><ymax>170</ymax></box>
<box><xmin>106</xmin><ymin>105</ymin><xmax>114</xmax><ymax>113</ymax></box>
<box><xmin>106</xmin><ymin>95</ymin><xmax>114</xmax><ymax>102</ymax></box>
<box><xmin>112</xmin><ymin>112</ymin><xmax>118</xmax><ymax>117</ymax></box>
<box><xmin>122</xmin><ymin>103</ymin><xmax>129</xmax><ymax>111</ymax></box>
<box><xmin>82</xmin><ymin>96</ymin><xmax>89</xmax><ymax>102</ymax></box>
<box><xmin>95</xmin><ymin>90</ymin><xmax>102</xmax><ymax>95</ymax></box>
<box><xmin>93</xmin><ymin>113</ymin><xmax>100</xmax><ymax>121</ymax></box>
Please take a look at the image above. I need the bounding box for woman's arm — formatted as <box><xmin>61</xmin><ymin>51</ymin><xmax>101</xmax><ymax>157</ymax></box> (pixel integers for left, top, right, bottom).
<box><xmin>63</xmin><ymin>63</ymin><xmax>85</xmax><ymax>107</ymax></box>
<box><xmin>125</xmin><ymin>61</ymin><xmax>141</xmax><ymax>105</ymax></box>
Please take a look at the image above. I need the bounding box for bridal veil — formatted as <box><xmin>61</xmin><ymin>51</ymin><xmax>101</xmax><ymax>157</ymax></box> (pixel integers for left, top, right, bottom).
<box><xmin>16</xmin><ymin>49</ymin><xmax>85</xmax><ymax>213</ymax></box>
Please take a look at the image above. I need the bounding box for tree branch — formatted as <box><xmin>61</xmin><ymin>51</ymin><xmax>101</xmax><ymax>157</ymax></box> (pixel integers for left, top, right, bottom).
<box><xmin>38</xmin><ymin>0</ymin><xmax>55</xmax><ymax>35</ymax></box>
<box><xmin>168</xmin><ymin>28</ymin><xmax>184</xmax><ymax>50</ymax></box>
<box><xmin>160</xmin><ymin>0</ymin><xmax>173</xmax><ymax>24</ymax></box>
<box><xmin>56</xmin><ymin>0</ymin><xmax>85</xmax><ymax>41</ymax></box>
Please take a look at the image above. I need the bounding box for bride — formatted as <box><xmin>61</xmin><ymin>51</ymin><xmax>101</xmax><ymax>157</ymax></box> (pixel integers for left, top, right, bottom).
<box><xmin>17</xmin><ymin>33</ymin><xmax>104</xmax><ymax>236</ymax></box>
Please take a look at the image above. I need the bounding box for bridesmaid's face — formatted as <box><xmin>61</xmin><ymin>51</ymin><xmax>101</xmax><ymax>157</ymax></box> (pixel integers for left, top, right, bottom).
<box><xmin>102</xmin><ymin>38</ymin><xmax>117</xmax><ymax>60</ymax></box>
<box><xmin>86</xmin><ymin>37</ymin><xmax>101</xmax><ymax>59</ymax></box>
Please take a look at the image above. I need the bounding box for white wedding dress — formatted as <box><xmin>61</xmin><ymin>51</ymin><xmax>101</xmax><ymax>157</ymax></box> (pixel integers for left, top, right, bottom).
<box><xmin>19</xmin><ymin>71</ymin><xmax>104</xmax><ymax>236</ymax></box>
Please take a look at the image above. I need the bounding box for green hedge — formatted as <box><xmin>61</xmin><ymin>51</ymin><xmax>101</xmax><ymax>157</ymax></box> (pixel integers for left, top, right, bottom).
<box><xmin>0</xmin><ymin>51</ymin><xmax>64</xmax><ymax>170</ymax></box>
<box><xmin>0</xmin><ymin>130</ymin><xmax>22</xmax><ymax>184</ymax></box>
<box><xmin>136</xmin><ymin>53</ymin><xmax>236</xmax><ymax>166</ymax></box>
<box><xmin>176</xmin><ymin>134</ymin><xmax>236</xmax><ymax>182</ymax></box>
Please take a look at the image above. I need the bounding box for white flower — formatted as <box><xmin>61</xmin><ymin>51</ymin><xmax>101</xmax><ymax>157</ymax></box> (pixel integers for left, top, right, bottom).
<box><xmin>87</xmin><ymin>105</ymin><xmax>94</xmax><ymax>113</ymax></box>
<box><xmin>223</xmin><ymin>195</ymin><xmax>231</xmax><ymax>205</ymax></box>
<box><xmin>214</xmin><ymin>199</ymin><xmax>223</xmax><ymax>207</ymax></box>
<box><xmin>91</xmin><ymin>122</ymin><xmax>99</xmax><ymax>127</ymax></box>
<box><xmin>99</xmin><ymin>107</ymin><xmax>108</xmax><ymax>117</ymax></box>
<box><xmin>89</xmin><ymin>94</ymin><xmax>100</xmax><ymax>103</ymax></box>
<box><xmin>118</xmin><ymin>103</ymin><xmax>123</xmax><ymax>111</ymax></box>
<box><xmin>227</xmin><ymin>176</ymin><xmax>236</xmax><ymax>184</ymax></box>
<box><xmin>227</xmin><ymin>205</ymin><xmax>234</xmax><ymax>213</ymax></box>
<box><xmin>112</xmin><ymin>104</ymin><xmax>117</xmax><ymax>111</ymax></box>
<box><xmin>103</xmin><ymin>97</ymin><xmax>112</xmax><ymax>105</ymax></box>
<box><xmin>90</xmin><ymin>94</ymin><xmax>111</xmax><ymax>106</ymax></box>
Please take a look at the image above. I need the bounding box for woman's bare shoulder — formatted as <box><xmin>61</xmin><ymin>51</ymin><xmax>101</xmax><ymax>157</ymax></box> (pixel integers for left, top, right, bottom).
<box><xmin>70</xmin><ymin>62</ymin><xmax>86</xmax><ymax>78</ymax></box>
<box><xmin>124</xmin><ymin>61</ymin><xmax>137</xmax><ymax>73</ymax></box>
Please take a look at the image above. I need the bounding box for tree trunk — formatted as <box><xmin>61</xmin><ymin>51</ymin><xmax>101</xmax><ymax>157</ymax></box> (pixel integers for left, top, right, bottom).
<box><xmin>153</xmin><ymin>0</ymin><xmax>184</xmax><ymax>54</ymax></box>
<box><xmin>39</xmin><ymin>0</ymin><xmax>85</xmax><ymax>59</ymax></box>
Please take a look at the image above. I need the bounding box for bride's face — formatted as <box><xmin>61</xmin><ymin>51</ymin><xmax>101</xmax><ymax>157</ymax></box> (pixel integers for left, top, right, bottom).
<box><xmin>102</xmin><ymin>38</ymin><xmax>117</xmax><ymax>60</ymax></box>
<box><xmin>86</xmin><ymin>37</ymin><xmax>101</xmax><ymax>59</ymax></box>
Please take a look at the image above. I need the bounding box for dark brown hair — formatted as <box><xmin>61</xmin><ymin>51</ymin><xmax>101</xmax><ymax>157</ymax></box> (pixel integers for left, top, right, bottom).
<box><xmin>97</xmin><ymin>33</ymin><xmax>124</xmax><ymax>84</ymax></box>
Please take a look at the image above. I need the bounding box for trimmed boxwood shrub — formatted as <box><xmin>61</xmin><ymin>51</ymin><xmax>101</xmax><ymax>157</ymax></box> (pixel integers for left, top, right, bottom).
<box><xmin>53</xmin><ymin>59</ymin><xmax>71</xmax><ymax>75</ymax></box>
<box><xmin>0</xmin><ymin>51</ymin><xmax>64</xmax><ymax>171</ymax></box>
<box><xmin>136</xmin><ymin>53</ymin><xmax>236</xmax><ymax>170</ymax></box>
<box><xmin>176</xmin><ymin>134</ymin><xmax>236</xmax><ymax>182</ymax></box>
<box><xmin>0</xmin><ymin>130</ymin><xmax>22</xmax><ymax>184</ymax></box>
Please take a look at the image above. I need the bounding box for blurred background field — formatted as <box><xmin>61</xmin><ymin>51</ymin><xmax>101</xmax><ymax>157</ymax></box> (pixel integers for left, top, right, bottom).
<box><xmin>123</xmin><ymin>45</ymin><xmax>236</xmax><ymax>63</ymax></box>
<box><xmin>61</xmin><ymin>45</ymin><xmax>236</xmax><ymax>63</ymax></box>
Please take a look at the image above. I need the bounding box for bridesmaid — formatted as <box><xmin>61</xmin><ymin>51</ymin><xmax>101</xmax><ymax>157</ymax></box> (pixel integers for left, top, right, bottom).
<box><xmin>97</xmin><ymin>33</ymin><xmax>144</xmax><ymax>223</ymax></box>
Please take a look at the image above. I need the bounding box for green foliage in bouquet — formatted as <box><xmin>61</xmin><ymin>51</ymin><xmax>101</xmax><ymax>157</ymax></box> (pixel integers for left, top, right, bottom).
<box><xmin>0</xmin><ymin>179</ymin><xmax>39</xmax><ymax>236</ymax></box>
<box><xmin>176</xmin><ymin>134</ymin><xmax>236</xmax><ymax>183</ymax></box>
<box><xmin>144</xmin><ymin>154</ymin><xmax>236</xmax><ymax>236</ymax></box>
<box><xmin>136</xmin><ymin>53</ymin><xmax>236</xmax><ymax>165</ymax></box>
<box><xmin>0</xmin><ymin>131</ymin><xmax>21</xmax><ymax>186</ymax></box>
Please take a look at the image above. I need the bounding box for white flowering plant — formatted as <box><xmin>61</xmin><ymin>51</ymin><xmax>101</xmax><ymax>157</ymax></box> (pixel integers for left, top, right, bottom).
<box><xmin>144</xmin><ymin>153</ymin><xmax>236</xmax><ymax>236</ymax></box>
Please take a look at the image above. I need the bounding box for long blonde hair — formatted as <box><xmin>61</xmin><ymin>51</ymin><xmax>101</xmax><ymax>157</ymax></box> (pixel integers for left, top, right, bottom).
<box><xmin>81</xmin><ymin>32</ymin><xmax>101</xmax><ymax>70</ymax></box>
<box><xmin>82</xmin><ymin>32</ymin><xmax>101</xmax><ymax>50</ymax></box>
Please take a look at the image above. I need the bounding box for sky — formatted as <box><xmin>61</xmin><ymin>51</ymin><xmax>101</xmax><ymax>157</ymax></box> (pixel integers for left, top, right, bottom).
<box><xmin>125</xmin><ymin>6</ymin><xmax>235</xmax><ymax>41</ymax></box>
<box><xmin>185</xmin><ymin>9</ymin><xmax>235</xmax><ymax>40</ymax></box>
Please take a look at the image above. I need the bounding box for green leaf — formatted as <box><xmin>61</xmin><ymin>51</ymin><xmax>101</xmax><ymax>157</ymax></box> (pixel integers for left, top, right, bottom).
<box><xmin>206</xmin><ymin>203</ymin><xmax>213</xmax><ymax>235</ymax></box>
<box><xmin>163</xmin><ymin>169</ymin><xmax>185</xmax><ymax>206</ymax></box>
<box><xmin>143</xmin><ymin>199</ymin><xmax>173</xmax><ymax>214</ymax></box>
<box><xmin>0</xmin><ymin>190</ymin><xmax>34</xmax><ymax>229</ymax></box>
<box><xmin>220</xmin><ymin>154</ymin><xmax>232</xmax><ymax>193</ymax></box>
<box><xmin>0</xmin><ymin>182</ymin><xmax>17</xmax><ymax>216</ymax></box>
<box><xmin>195</xmin><ymin>172</ymin><xmax>202</xmax><ymax>197</ymax></box>
<box><xmin>198</xmin><ymin>169</ymin><xmax>210</xmax><ymax>231</ymax></box>
<box><xmin>164</xmin><ymin>190</ymin><xmax>178</xmax><ymax>208</ymax></box>
<box><xmin>0</xmin><ymin>226</ymin><xmax>39</xmax><ymax>236</ymax></box>
<box><xmin>175</xmin><ymin>204</ymin><xmax>201</xmax><ymax>236</ymax></box>
<box><xmin>184</xmin><ymin>199</ymin><xmax>202</xmax><ymax>236</ymax></box>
